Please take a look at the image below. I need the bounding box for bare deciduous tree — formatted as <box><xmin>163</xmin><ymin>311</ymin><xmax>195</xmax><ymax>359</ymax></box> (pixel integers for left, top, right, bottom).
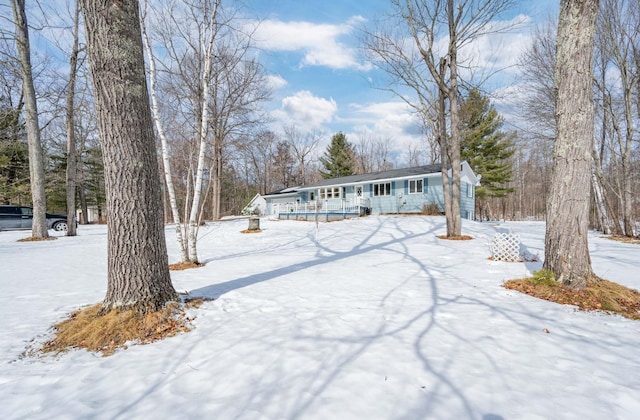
<box><xmin>283</xmin><ymin>125</ymin><xmax>320</xmax><ymax>185</ymax></box>
<box><xmin>141</xmin><ymin>0</ymin><xmax>188</xmax><ymax>262</ymax></box>
<box><xmin>353</xmin><ymin>129</ymin><xmax>394</xmax><ymax>174</ymax></box>
<box><xmin>65</xmin><ymin>0</ymin><xmax>81</xmax><ymax>236</ymax></box>
<box><xmin>544</xmin><ymin>0</ymin><xmax>600</xmax><ymax>289</ymax></box>
<box><xmin>10</xmin><ymin>0</ymin><xmax>48</xmax><ymax>238</ymax></box>
<box><xmin>595</xmin><ymin>0</ymin><xmax>638</xmax><ymax>237</ymax></box>
<box><xmin>364</xmin><ymin>0</ymin><xmax>517</xmax><ymax>236</ymax></box>
<box><xmin>81</xmin><ymin>0</ymin><xmax>177</xmax><ymax>311</ymax></box>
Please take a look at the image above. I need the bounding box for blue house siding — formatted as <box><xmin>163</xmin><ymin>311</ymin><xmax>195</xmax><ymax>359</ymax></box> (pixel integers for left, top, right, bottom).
<box><xmin>368</xmin><ymin>180</ymin><xmax>397</xmax><ymax>214</ymax></box>
<box><xmin>259</xmin><ymin>163</ymin><xmax>479</xmax><ymax>221</ymax></box>
<box><xmin>366</xmin><ymin>179</ymin><xmax>448</xmax><ymax>215</ymax></box>
<box><xmin>460</xmin><ymin>181</ymin><xmax>475</xmax><ymax>220</ymax></box>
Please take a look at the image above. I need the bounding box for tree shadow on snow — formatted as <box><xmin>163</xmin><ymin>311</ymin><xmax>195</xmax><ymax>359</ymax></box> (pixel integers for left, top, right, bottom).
<box><xmin>182</xmin><ymin>217</ymin><xmax>631</xmax><ymax>419</ymax></box>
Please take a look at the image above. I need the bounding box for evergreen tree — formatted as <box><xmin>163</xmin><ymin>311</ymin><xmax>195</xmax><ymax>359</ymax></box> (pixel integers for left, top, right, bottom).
<box><xmin>319</xmin><ymin>132</ymin><xmax>355</xmax><ymax>179</ymax></box>
<box><xmin>460</xmin><ymin>89</ymin><xmax>515</xmax><ymax>201</ymax></box>
<box><xmin>0</xmin><ymin>104</ymin><xmax>30</xmax><ymax>204</ymax></box>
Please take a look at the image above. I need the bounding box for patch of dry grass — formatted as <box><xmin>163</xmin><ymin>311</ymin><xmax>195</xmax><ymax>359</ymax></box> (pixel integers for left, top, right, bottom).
<box><xmin>606</xmin><ymin>235</ymin><xmax>640</xmax><ymax>245</ymax></box>
<box><xmin>421</xmin><ymin>203</ymin><xmax>443</xmax><ymax>216</ymax></box>
<box><xmin>184</xmin><ymin>297</ymin><xmax>214</xmax><ymax>309</ymax></box>
<box><xmin>169</xmin><ymin>261</ymin><xmax>205</xmax><ymax>271</ymax></box>
<box><xmin>41</xmin><ymin>302</ymin><xmax>193</xmax><ymax>356</ymax></box>
<box><xmin>437</xmin><ymin>234</ymin><xmax>474</xmax><ymax>240</ymax></box>
<box><xmin>17</xmin><ymin>236</ymin><xmax>57</xmax><ymax>242</ymax></box>
<box><xmin>240</xmin><ymin>228</ymin><xmax>262</xmax><ymax>234</ymax></box>
<box><xmin>504</xmin><ymin>277</ymin><xmax>640</xmax><ymax>320</ymax></box>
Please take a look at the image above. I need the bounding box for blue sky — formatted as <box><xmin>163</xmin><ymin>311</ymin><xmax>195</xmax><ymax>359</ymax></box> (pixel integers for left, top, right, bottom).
<box><xmin>243</xmin><ymin>0</ymin><xmax>560</xmax><ymax>163</ymax></box>
<box><xmin>5</xmin><ymin>0</ymin><xmax>560</xmax><ymax>166</ymax></box>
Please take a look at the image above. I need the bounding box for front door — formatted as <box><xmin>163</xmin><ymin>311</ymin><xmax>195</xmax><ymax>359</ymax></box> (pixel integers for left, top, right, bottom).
<box><xmin>354</xmin><ymin>185</ymin><xmax>362</xmax><ymax>205</ymax></box>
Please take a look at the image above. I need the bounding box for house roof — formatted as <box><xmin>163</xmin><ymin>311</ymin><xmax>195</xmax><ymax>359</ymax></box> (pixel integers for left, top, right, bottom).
<box><xmin>262</xmin><ymin>162</ymin><xmax>479</xmax><ymax>196</ymax></box>
<box><xmin>263</xmin><ymin>186</ymin><xmax>301</xmax><ymax>197</ymax></box>
<box><xmin>298</xmin><ymin>163</ymin><xmax>443</xmax><ymax>190</ymax></box>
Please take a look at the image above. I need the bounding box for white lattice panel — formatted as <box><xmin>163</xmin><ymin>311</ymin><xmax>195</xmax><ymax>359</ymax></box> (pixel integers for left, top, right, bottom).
<box><xmin>491</xmin><ymin>233</ymin><xmax>521</xmax><ymax>262</ymax></box>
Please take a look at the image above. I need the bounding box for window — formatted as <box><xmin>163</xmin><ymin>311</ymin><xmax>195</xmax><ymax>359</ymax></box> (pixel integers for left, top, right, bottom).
<box><xmin>409</xmin><ymin>179</ymin><xmax>423</xmax><ymax>194</ymax></box>
<box><xmin>320</xmin><ymin>187</ymin><xmax>342</xmax><ymax>200</ymax></box>
<box><xmin>466</xmin><ymin>183</ymin><xmax>473</xmax><ymax>198</ymax></box>
<box><xmin>310</xmin><ymin>191</ymin><xmax>315</xmax><ymax>201</ymax></box>
<box><xmin>373</xmin><ymin>182</ymin><xmax>391</xmax><ymax>196</ymax></box>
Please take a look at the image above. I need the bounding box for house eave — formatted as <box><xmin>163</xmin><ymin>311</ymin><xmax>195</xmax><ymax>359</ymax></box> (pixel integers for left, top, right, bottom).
<box><xmin>297</xmin><ymin>172</ymin><xmax>443</xmax><ymax>191</ymax></box>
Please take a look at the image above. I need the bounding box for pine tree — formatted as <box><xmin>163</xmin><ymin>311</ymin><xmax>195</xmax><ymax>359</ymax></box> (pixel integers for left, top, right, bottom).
<box><xmin>460</xmin><ymin>89</ymin><xmax>515</xmax><ymax>201</ymax></box>
<box><xmin>319</xmin><ymin>132</ymin><xmax>355</xmax><ymax>179</ymax></box>
<box><xmin>0</xmin><ymin>104</ymin><xmax>30</xmax><ymax>204</ymax></box>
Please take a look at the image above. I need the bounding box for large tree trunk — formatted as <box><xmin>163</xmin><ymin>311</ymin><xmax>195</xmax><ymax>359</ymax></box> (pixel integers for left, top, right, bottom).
<box><xmin>81</xmin><ymin>0</ymin><xmax>177</xmax><ymax>311</ymax></box>
<box><xmin>65</xmin><ymin>1</ymin><xmax>81</xmax><ymax>237</ymax></box>
<box><xmin>11</xmin><ymin>0</ymin><xmax>48</xmax><ymax>239</ymax></box>
<box><xmin>544</xmin><ymin>0</ymin><xmax>599</xmax><ymax>289</ymax></box>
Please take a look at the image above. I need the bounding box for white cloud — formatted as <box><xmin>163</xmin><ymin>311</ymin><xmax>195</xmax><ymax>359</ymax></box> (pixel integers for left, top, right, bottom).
<box><xmin>349</xmin><ymin>101</ymin><xmax>420</xmax><ymax>135</ymax></box>
<box><xmin>273</xmin><ymin>90</ymin><xmax>338</xmax><ymax>128</ymax></box>
<box><xmin>252</xmin><ymin>18</ymin><xmax>372</xmax><ymax>71</ymax></box>
<box><xmin>266</xmin><ymin>74</ymin><xmax>288</xmax><ymax>91</ymax></box>
<box><xmin>458</xmin><ymin>14</ymin><xmax>534</xmax><ymax>81</ymax></box>
<box><xmin>346</xmin><ymin>101</ymin><xmax>425</xmax><ymax>162</ymax></box>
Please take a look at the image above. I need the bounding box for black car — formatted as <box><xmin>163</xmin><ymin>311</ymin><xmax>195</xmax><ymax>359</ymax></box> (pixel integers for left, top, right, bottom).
<box><xmin>0</xmin><ymin>205</ymin><xmax>70</xmax><ymax>232</ymax></box>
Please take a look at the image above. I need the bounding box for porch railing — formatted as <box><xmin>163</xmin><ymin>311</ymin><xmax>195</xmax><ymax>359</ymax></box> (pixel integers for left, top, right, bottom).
<box><xmin>273</xmin><ymin>198</ymin><xmax>370</xmax><ymax>215</ymax></box>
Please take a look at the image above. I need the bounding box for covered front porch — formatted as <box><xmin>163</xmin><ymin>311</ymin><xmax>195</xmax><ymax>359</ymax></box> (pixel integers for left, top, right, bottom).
<box><xmin>273</xmin><ymin>198</ymin><xmax>371</xmax><ymax>222</ymax></box>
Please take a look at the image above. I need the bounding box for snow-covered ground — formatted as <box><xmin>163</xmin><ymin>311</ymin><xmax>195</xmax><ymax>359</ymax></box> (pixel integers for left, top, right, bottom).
<box><xmin>0</xmin><ymin>216</ymin><xmax>639</xmax><ymax>419</ymax></box>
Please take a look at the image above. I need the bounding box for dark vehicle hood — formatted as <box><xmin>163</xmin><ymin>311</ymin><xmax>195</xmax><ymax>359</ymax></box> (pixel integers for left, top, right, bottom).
<box><xmin>46</xmin><ymin>212</ymin><xmax>67</xmax><ymax>219</ymax></box>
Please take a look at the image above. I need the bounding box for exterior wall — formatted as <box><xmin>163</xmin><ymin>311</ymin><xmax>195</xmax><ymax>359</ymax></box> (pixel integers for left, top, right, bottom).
<box><xmin>264</xmin><ymin>172</ymin><xmax>476</xmax><ymax>220</ymax></box>
<box><xmin>244</xmin><ymin>195</ymin><xmax>267</xmax><ymax>215</ymax></box>
<box><xmin>367</xmin><ymin>177</ymin><xmax>444</xmax><ymax>215</ymax></box>
<box><xmin>460</xmin><ymin>181</ymin><xmax>475</xmax><ymax>220</ymax></box>
<box><xmin>265</xmin><ymin>195</ymin><xmax>298</xmax><ymax>215</ymax></box>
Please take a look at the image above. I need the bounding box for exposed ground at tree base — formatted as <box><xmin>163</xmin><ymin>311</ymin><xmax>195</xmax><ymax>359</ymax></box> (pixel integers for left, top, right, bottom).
<box><xmin>40</xmin><ymin>302</ymin><xmax>193</xmax><ymax>356</ymax></box>
<box><xmin>503</xmin><ymin>278</ymin><xmax>640</xmax><ymax>320</ymax></box>
<box><xmin>169</xmin><ymin>261</ymin><xmax>205</xmax><ymax>271</ymax></box>
<box><xmin>605</xmin><ymin>235</ymin><xmax>640</xmax><ymax>245</ymax></box>
<box><xmin>17</xmin><ymin>236</ymin><xmax>57</xmax><ymax>242</ymax></box>
<box><xmin>437</xmin><ymin>234</ymin><xmax>473</xmax><ymax>240</ymax></box>
<box><xmin>240</xmin><ymin>228</ymin><xmax>262</xmax><ymax>234</ymax></box>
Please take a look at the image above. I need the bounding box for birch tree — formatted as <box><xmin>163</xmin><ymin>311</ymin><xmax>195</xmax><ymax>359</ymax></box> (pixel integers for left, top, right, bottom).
<box><xmin>141</xmin><ymin>0</ymin><xmax>188</xmax><ymax>262</ymax></box>
<box><xmin>544</xmin><ymin>0</ymin><xmax>599</xmax><ymax>289</ymax></box>
<box><xmin>10</xmin><ymin>0</ymin><xmax>48</xmax><ymax>238</ymax></box>
<box><xmin>81</xmin><ymin>0</ymin><xmax>177</xmax><ymax>310</ymax></box>
<box><xmin>147</xmin><ymin>0</ymin><xmax>269</xmax><ymax>261</ymax></box>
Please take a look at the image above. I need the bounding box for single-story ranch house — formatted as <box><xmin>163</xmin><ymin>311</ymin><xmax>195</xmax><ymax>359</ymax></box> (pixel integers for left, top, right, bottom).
<box><xmin>245</xmin><ymin>162</ymin><xmax>480</xmax><ymax>222</ymax></box>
